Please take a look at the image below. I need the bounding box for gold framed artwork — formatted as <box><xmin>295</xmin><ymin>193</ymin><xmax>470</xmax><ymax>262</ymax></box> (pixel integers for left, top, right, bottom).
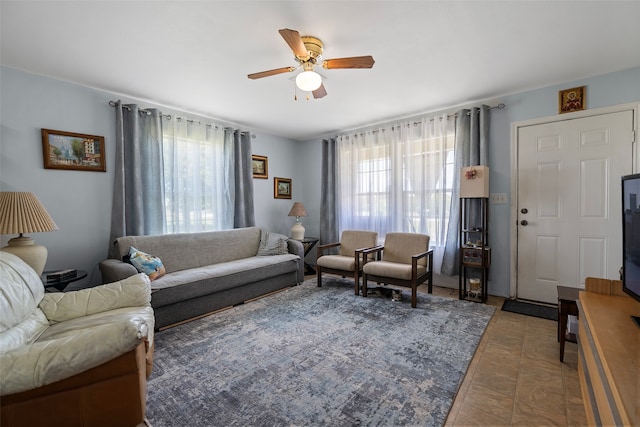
<box><xmin>558</xmin><ymin>86</ymin><xmax>585</xmax><ymax>114</ymax></box>
<box><xmin>42</xmin><ymin>128</ymin><xmax>106</xmax><ymax>172</ymax></box>
<box><xmin>252</xmin><ymin>154</ymin><xmax>268</xmax><ymax>179</ymax></box>
<box><xmin>274</xmin><ymin>177</ymin><xmax>292</xmax><ymax>199</ymax></box>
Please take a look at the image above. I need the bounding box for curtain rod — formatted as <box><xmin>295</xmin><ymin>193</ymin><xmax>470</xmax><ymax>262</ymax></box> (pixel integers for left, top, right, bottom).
<box><xmin>425</xmin><ymin>103</ymin><xmax>505</xmax><ymax>124</ymax></box>
<box><xmin>332</xmin><ymin>103</ymin><xmax>506</xmax><ymax>139</ymax></box>
<box><xmin>108</xmin><ymin>100</ymin><xmax>256</xmax><ymax>137</ymax></box>
<box><xmin>335</xmin><ymin>103</ymin><xmax>506</xmax><ymax>137</ymax></box>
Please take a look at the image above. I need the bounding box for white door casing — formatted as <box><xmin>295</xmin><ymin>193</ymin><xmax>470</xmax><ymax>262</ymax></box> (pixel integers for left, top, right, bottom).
<box><xmin>510</xmin><ymin>103</ymin><xmax>639</xmax><ymax>303</ymax></box>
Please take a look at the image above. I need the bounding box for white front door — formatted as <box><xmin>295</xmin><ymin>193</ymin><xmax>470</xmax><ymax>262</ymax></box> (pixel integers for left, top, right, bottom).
<box><xmin>516</xmin><ymin>110</ymin><xmax>635</xmax><ymax>303</ymax></box>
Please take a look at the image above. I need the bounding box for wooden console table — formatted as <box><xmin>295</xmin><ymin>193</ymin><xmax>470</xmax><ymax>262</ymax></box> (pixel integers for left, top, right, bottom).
<box><xmin>557</xmin><ymin>285</ymin><xmax>579</xmax><ymax>362</ymax></box>
<box><xmin>578</xmin><ymin>290</ymin><xmax>640</xmax><ymax>426</ymax></box>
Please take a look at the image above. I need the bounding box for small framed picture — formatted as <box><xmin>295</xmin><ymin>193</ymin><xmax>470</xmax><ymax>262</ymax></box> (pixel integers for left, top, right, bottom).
<box><xmin>558</xmin><ymin>86</ymin><xmax>585</xmax><ymax>114</ymax></box>
<box><xmin>274</xmin><ymin>177</ymin><xmax>292</xmax><ymax>199</ymax></box>
<box><xmin>252</xmin><ymin>155</ymin><xmax>268</xmax><ymax>179</ymax></box>
<box><xmin>42</xmin><ymin>129</ymin><xmax>106</xmax><ymax>172</ymax></box>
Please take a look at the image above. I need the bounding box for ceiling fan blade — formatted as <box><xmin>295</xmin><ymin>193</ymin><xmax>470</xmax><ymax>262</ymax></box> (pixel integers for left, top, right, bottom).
<box><xmin>312</xmin><ymin>83</ymin><xmax>327</xmax><ymax>99</ymax></box>
<box><xmin>322</xmin><ymin>55</ymin><xmax>375</xmax><ymax>69</ymax></box>
<box><xmin>248</xmin><ymin>66</ymin><xmax>295</xmax><ymax>80</ymax></box>
<box><xmin>278</xmin><ymin>28</ymin><xmax>309</xmax><ymax>59</ymax></box>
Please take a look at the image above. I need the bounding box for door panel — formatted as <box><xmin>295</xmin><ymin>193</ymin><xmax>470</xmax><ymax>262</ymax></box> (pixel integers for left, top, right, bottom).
<box><xmin>517</xmin><ymin>110</ymin><xmax>634</xmax><ymax>303</ymax></box>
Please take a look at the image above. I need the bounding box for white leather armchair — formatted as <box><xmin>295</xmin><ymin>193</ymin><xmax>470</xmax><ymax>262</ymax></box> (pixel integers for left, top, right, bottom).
<box><xmin>0</xmin><ymin>252</ymin><xmax>155</xmax><ymax>427</ymax></box>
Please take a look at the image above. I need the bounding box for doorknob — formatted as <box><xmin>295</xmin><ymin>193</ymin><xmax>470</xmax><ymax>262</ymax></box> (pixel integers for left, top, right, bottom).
<box><xmin>520</xmin><ymin>220</ymin><xmax>528</xmax><ymax>226</ymax></box>
<box><xmin>521</xmin><ymin>208</ymin><xmax>528</xmax><ymax>214</ymax></box>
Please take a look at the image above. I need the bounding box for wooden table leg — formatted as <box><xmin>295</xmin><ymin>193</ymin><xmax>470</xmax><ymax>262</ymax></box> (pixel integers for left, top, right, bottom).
<box><xmin>559</xmin><ymin>300</ymin><xmax>568</xmax><ymax>362</ymax></box>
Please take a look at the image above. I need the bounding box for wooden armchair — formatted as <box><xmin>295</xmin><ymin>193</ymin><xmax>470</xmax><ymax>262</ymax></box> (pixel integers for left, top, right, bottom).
<box><xmin>361</xmin><ymin>232</ymin><xmax>433</xmax><ymax>308</ymax></box>
<box><xmin>316</xmin><ymin>230</ymin><xmax>378</xmax><ymax>295</ymax></box>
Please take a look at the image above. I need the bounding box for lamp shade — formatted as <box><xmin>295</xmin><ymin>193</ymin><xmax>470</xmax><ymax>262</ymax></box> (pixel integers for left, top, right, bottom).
<box><xmin>288</xmin><ymin>202</ymin><xmax>308</xmax><ymax>218</ymax></box>
<box><xmin>0</xmin><ymin>192</ymin><xmax>59</xmax><ymax>275</ymax></box>
<box><xmin>0</xmin><ymin>192</ymin><xmax>59</xmax><ymax>234</ymax></box>
<box><xmin>295</xmin><ymin>71</ymin><xmax>322</xmax><ymax>92</ymax></box>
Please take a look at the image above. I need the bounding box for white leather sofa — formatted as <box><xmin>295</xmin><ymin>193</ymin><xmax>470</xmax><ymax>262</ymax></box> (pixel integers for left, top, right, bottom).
<box><xmin>0</xmin><ymin>252</ymin><xmax>155</xmax><ymax>427</ymax></box>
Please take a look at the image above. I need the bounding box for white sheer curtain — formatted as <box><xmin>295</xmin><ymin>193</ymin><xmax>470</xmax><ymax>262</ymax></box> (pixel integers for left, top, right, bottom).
<box><xmin>163</xmin><ymin>117</ymin><xmax>233</xmax><ymax>233</ymax></box>
<box><xmin>337</xmin><ymin>114</ymin><xmax>455</xmax><ymax>273</ymax></box>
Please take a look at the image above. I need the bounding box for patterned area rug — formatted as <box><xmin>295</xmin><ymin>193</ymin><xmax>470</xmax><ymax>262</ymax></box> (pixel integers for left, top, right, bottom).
<box><xmin>146</xmin><ymin>278</ymin><xmax>495</xmax><ymax>426</ymax></box>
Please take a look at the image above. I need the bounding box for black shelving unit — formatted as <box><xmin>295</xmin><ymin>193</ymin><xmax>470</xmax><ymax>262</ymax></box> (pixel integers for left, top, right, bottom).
<box><xmin>458</xmin><ymin>197</ymin><xmax>490</xmax><ymax>303</ymax></box>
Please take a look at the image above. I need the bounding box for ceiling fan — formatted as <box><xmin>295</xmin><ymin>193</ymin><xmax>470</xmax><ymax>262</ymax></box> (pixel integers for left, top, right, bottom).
<box><xmin>248</xmin><ymin>28</ymin><xmax>375</xmax><ymax>99</ymax></box>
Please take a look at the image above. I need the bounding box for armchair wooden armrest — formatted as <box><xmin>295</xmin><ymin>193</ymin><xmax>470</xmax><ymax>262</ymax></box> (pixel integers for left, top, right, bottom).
<box><xmin>317</xmin><ymin>241</ymin><xmax>341</xmax><ymax>257</ymax></box>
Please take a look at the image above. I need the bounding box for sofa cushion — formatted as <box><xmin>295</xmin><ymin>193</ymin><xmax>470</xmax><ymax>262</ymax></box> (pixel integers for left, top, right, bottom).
<box><xmin>257</xmin><ymin>229</ymin><xmax>289</xmax><ymax>256</ymax></box>
<box><xmin>127</xmin><ymin>247</ymin><xmax>166</xmax><ymax>281</ymax></box>
<box><xmin>149</xmin><ymin>254</ymin><xmax>299</xmax><ymax>308</ymax></box>
<box><xmin>114</xmin><ymin>227</ymin><xmax>262</xmax><ymax>273</ymax></box>
<box><xmin>0</xmin><ymin>252</ymin><xmax>47</xmax><ymax>347</ymax></box>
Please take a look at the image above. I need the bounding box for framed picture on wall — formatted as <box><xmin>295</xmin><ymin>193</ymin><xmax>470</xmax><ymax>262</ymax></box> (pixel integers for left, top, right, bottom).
<box><xmin>41</xmin><ymin>129</ymin><xmax>106</xmax><ymax>172</ymax></box>
<box><xmin>558</xmin><ymin>86</ymin><xmax>585</xmax><ymax>114</ymax></box>
<box><xmin>274</xmin><ymin>177</ymin><xmax>292</xmax><ymax>199</ymax></box>
<box><xmin>252</xmin><ymin>155</ymin><xmax>268</xmax><ymax>179</ymax></box>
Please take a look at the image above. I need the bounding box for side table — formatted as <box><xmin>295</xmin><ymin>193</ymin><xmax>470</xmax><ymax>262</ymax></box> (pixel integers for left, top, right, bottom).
<box><xmin>557</xmin><ymin>285</ymin><xmax>579</xmax><ymax>362</ymax></box>
<box><xmin>42</xmin><ymin>269</ymin><xmax>88</xmax><ymax>292</ymax></box>
<box><xmin>296</xmin><ymin>237</ymin><xmax>319</xmax><ymax>275</ymax></box>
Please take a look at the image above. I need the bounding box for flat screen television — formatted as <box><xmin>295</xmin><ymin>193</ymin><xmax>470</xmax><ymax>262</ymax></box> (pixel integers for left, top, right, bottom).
<box><xmin>621</xmin><ymin>173</ymin><xmax>640</xmax><ymax>327</ymax></box>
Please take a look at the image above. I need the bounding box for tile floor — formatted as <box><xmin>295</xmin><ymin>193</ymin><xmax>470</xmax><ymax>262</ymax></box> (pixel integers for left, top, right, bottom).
<box><xmin>427</xmin><ymin>280</ymin><xmax>587</xmax><ymax>426</ymax></box>
<box><xmin>309</xmin><ymin>272</ymin><xmax>587</xmax><ymax>426</ymax></box>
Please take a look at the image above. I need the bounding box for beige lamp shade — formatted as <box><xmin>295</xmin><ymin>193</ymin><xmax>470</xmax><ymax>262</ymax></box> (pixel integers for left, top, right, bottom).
<box><xmin>0</xmin><ymin>192</ymin><xmax>59</xmax><ymax>275</ymax></box>
<box><xmin>288</xmin><ymin>202</ymin><xmax>308</xmax><ymax>218</ymax></box>
<box><xmin>288</xmin><ymin>202</ymin><xmax>308</xmax><ymax>240</ymax></box>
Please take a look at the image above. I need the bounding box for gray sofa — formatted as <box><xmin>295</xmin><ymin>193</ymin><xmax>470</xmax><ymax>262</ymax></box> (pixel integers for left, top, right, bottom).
<box><xmin>99</xmin><ymin>227</ymin><xmax>304</xmax><ymax>329</ymax></box>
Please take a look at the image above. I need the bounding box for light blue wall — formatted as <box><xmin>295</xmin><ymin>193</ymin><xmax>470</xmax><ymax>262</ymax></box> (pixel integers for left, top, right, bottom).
<box><xmin>3</xmin><ymin>65</ymin><xmax>639</xmax><ymax>294</ymax></box>
<box><xmin>300</xmin><ymin>67</ymin><xmax>640</xmax><ymax>297</ymax></box>
<box><xmin>0</xmin><ymin>66</ymin><xmax>299</xmax><ymax>287</ymax></box>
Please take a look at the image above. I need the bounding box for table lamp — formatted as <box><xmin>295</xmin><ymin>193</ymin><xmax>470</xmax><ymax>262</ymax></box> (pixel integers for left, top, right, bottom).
<box><xmin>288</xmin><ymin>202</ymin><xmax>308</xmax><ymax>240</ymax></box>
<box><xmin>0</xmin><ymin>192</ymin><xmax>59</xmax><ymax>275</ymax></box>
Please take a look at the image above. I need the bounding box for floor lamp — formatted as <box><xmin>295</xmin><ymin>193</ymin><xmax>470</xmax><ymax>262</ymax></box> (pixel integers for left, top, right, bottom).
<box><xmin>0</xmin><ymin>192</ymin><xmax>59</xmax><ymax>275</ymax></box>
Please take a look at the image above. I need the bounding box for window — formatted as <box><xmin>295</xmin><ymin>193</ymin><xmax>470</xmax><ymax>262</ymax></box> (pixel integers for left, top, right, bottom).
<box><xmin>162</xmin><ymin>120</ymin><xmax>233</xmax><ymax>233</ymax></box>
<box><xmin>337</xmin><ymin>116</ymin><xmax>455</xmax><ymax>269</ymax></box>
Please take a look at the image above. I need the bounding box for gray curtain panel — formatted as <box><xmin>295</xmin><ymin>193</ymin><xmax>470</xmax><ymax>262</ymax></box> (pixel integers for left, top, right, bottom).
<box><xmin>320</xmin><ymin>138</ymin><xmax>339</xmax><ymax>246</ymax></box>
<box><xmin>232</xmin><ymin>130</ymin><xmax>255</xmax><ymax>228</ymax></box>
<box><xmin>108</xmin><ymin>101</ymin><xmax>166</xmax><ymax>259</ymax></box>
<box><xmin>441</xmin><ymin>106</ymin><xmax>490</xmax><ymax>276</ymax></box>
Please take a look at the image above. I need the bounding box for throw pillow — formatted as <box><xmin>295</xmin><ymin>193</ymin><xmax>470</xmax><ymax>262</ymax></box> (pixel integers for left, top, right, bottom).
<box><xmin>257</xmin><ymin>229</ymin><xmax>289</xmax><ymax>256</ymax></box>
<box><xmin>128</xmin><ymin>246</ymin><xmax>166</xmax><ymax>281</ymax></box>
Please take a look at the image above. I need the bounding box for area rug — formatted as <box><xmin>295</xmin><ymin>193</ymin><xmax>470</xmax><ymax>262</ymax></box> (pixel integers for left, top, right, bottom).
<box><xmin>501</xmin><ymin>299</ymin><xmax>558</xmax><ymax>321</ymax></box>
<box><xmin>146</xmin><ymin>278</ymin><xmax>495</xmax><ymax>426</ymax></box>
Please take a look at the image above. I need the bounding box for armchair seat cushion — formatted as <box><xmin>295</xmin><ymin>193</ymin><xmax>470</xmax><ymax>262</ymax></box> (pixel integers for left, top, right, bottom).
<box><xmin>2</xmin><ymin>316</ymin><xmax>149</xmax><ymax>395</ymax></box>
<box><xmin>363</xmin><ymin>261</ymin><xmax>426</xmax><ymax>281</ymax></box>
<box><xmin>316</xmin><ymin>255</ymin><xmax>356</xmax><ymax>271</ymax></box>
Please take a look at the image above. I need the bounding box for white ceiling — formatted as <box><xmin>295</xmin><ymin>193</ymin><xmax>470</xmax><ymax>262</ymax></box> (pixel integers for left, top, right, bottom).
<box><xmin>2</xmin><ymin>1</ymin><xmax>640</xmax><ymax>140</ymax></box>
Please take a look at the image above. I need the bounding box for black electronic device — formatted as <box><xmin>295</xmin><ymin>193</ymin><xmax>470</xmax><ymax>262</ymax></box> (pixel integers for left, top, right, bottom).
<box><xmin>46</xmin><ymin>269</ymin><xmax>77</xmax><ymax>282</ymax></box>
<box><xmin>620</xmin><ymin>173</ymin><xmax>640</xmax><ymax>327</ymax></box>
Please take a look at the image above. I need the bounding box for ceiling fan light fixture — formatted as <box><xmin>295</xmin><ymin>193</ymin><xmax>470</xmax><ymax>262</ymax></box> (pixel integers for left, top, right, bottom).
<box><xmin>295</xmin><ymin>70</ymin><xmax>322</xmax><ymax>92</ymax></box>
